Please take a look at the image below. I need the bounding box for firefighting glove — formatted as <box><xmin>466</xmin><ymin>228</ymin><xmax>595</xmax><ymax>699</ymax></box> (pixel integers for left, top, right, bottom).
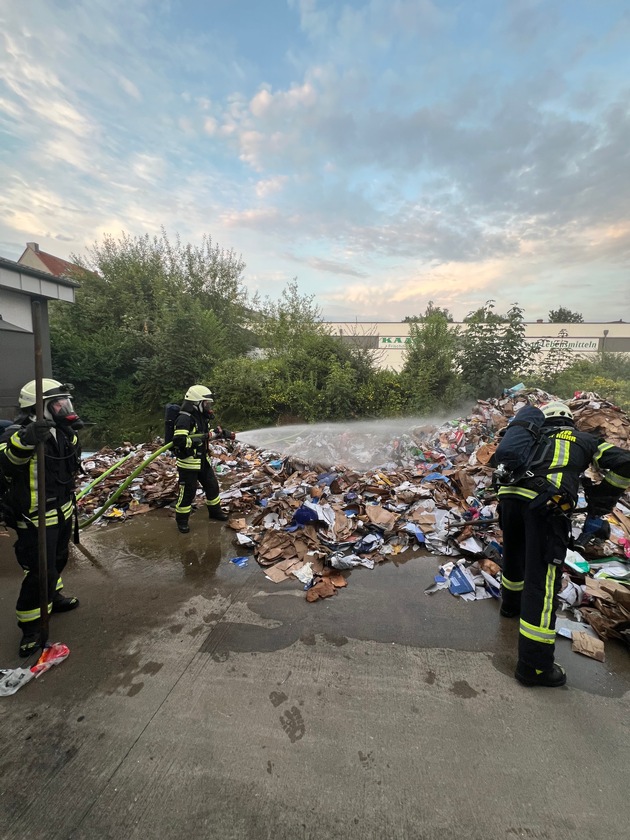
<box><xmin>171</xmin><ymin>434</ymin><xmax>194</xmax><ymax>456</ymax></box>
<box><xmin>21</xmin><ymin>419</ymin><xmax>54</xmax><ymax>447</ymax></box>
<box><xmin>583</xmin><ymin>475</ymin><xmax>621</xmax><ymax>517</ymax></box>
<box><xmin>213</xmin><ymin>427</ymin><xmax>235</xmax><ymax>441</ymax></box>
<box><xmin>575</xmin><ymin>514</ymin><xmax>611</xmax><ymax>549</ymax></box>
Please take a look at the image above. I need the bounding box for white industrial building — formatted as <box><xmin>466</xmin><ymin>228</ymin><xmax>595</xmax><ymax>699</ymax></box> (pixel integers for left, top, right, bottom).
<box><xmin>324</xmin><ymin>321</ymin><xmax>630</xmax><ymax>372</ymax></box>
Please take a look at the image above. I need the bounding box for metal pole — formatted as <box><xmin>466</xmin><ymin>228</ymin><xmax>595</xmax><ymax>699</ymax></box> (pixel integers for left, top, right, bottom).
<box><xmin>32</xmin><ymin>300</ymin><xmax>49</xmax><ymax>651</ymax></box>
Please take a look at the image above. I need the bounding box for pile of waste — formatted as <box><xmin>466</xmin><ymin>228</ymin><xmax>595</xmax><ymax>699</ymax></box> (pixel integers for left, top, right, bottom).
<box><xmin>77</xmin><ymin>388</ymin><xmax>630</xmax><ymax>649</ymax></box>
<box><xmin>78</xmin><ymin>447</ymin><xmax>183</xmax><ymax>519</ymax></box>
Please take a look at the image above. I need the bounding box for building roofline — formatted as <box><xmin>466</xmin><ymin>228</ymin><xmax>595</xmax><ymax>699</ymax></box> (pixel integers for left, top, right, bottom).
<box><xmin>322</xmin><ymin>319</ymin><xmax>627</xmax><ymax>325</ymax></box>
<box><xmin>0</xmin><ymin>255</ymin><xmax>80</xmax><ymax>288</ymax></box>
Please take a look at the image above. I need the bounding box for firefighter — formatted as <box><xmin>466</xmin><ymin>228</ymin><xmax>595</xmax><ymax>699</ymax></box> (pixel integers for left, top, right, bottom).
<box><xmin>0</xmin><ymin>379</ymin><xmax>82</xmax><ymax>657</ymax></box>
<box><xmin>498</xmin><ymin>400</ymin><xmax>630</xmax><ymax>687</ymax></box>
<box><xmin>172</xmin><ymin>385</ymin><xmax>233</xmax><ymax>533</ymax></box>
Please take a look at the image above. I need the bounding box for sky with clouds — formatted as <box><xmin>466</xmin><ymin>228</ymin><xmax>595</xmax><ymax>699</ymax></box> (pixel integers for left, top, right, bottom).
<box><xmin>1</xmin><ymin>0</ymin><xmax>629</xmax><ymax>322</ymax></box>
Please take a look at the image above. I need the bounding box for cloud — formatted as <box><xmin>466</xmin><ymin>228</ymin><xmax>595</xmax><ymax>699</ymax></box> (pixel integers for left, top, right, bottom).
<box><xmin>203</xmin><ymin>116</ymin><xmax>218</xmax><ymax>135</ymax></box>
<box><xmin>118</xmin><ymin>75</ymin><xmax>142</xmax><ymax>100</ymax></box>
<box><xmin>250</xmin><ymin>82</ymin><xmax>318</xmax><ymax>118</ymax></box>
<box><xmin>131</xmin><ymin>154</ymin><xmax>166</xmax><ymax>183</ymax></box>
<box><xmin>289</xmin><ymin>0</ymin><xmax>331</xmax><ymax>40</ymax></box>
<box><xmin>0</xmin><ymin>95</ymin><xmax>22</xmax><ymax>120</ymax></box>
<box><xmin>285</xmin><ymin>254</ymin><xmax>369</xmax><ymax>278</ymax></box>
<box><xmin>326</xmin><ymin>256</ymin><xmax>508</xmax><ymax>313</ymax></box>
<box><xmin>255</xmin><ymin>176</ymin><xmax>288</xmax><ymax>197</ymax></box>
<box><xmin>0</xmin><ymin>0</ymin><xmax>628</xmax><ymax>326</ymax></box>
<box><xmin>221</xmin><ymin>207</ymin><xmax>284</xmax><ymax>230</ymax></box>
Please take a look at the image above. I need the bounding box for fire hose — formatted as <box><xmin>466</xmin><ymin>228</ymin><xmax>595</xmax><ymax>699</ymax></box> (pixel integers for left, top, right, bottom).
<box><xmin>78</xmin><ymin>442</ymin><xmax>174</xmax><ymax>529</ymax></box>
<box><xmin>78</xmin><ymin>432</ymin><xmax>220</xmax><ymax>530</ymax></box>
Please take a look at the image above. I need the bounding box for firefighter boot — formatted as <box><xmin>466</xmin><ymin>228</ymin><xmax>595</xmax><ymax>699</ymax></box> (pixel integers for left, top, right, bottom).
<box><xmin>515</xmin><ymin>662</ymin><xmax>567</xmax><ymax>687</ymax></box>
<box><xmin>176</xmin><ymin>515</ymin><xmax>190</xmax><ymax>533</ymax></box>
<box><xmin>207</xmin><ymin>504</ymin><xmax>228</xmax><ymax>522</ymax></box>
<box><xmin>19</xmin><ymin>630</ymin><xmax>41</xmax><ymax>658</ymax></box>
<box><xmin>52</xmin><ymin>593</ymin><xmax>80</xmax><ymax>613</ymax></box>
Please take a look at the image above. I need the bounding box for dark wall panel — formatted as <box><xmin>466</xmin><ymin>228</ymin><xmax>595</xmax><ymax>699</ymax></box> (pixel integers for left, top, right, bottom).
<box><xmin>0</xmin><ymin>304</ymin><xmax>52</xmax><ymax>420</ymax></box>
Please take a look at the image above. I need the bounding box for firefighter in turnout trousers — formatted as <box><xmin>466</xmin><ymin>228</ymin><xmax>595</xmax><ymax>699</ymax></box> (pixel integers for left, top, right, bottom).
<box><xmin>0</xmin><ymin>379</ymin><xmax>82</xmax><ymax>657</ymax></box>
<box><xmin>172</xmin><ymin>385</ymin><xmax>233</xmax><ymax>533</ymax></box>
<box><xmin>498</xmin><ymin>401</ymin><xmax>630</xmax><ymax>687</ymax></box>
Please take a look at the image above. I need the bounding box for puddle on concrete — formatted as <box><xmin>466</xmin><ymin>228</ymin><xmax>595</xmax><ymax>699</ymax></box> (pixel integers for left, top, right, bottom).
<box><xmin>199</xmin><ymin>553</ymin><xmax>630</xmax><ymax>699</ymax></box>
<box><xmin>74</xmin><ymin>508</ymin><xmax>238</xmax><ymax>587</ymax></box>
<box><xmin>5</xmin><ymin>508</ymin><xmax>623</xmax><ymax>700</ymax></box>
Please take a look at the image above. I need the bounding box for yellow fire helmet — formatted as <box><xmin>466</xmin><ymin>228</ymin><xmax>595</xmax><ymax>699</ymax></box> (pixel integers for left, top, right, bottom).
<box><xmin>19</xmin><ymin>378</ymin><xmax>71</xmax><ymax>409</ymax></box>
<box><xmin>541</xmin><ymin>401</ymin><xmax>573</xmax><ymax>421</ymax></box>
<box><xmin>184</xmin><ymin>384</ymin><xmax>213</xmax><ymax>404</ymax></box>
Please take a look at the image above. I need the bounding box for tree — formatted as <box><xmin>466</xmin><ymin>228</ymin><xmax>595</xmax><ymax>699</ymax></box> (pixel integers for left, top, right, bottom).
<box><xmin>403</xmin><ymin>301</ymin><xmax>454</xmax><ymax>323</ymax></box>
<box><xmin>211</xmin><ymin>356</ymin><xmax>280</xmax><ymax>428</ymax></box>
<box><xmin>219</xmin><ymin>279</ymin><xmax>382</xmax><ymax>424</ymax></box>
<box><xmin>49</xmin><ymin>230</ymin><xmax>250</xmax><ymax>444</ymax></box>
<box><xmin>255</xmin><ymin>279</ymin><xmax>327</xmax><ymax>356</ymax></box>
<box><xmin>400</xmin><ymin>310</ymin><xmax>461</xmax><ymax>411</ymax></box>
<box><xmin>134</xmin><ymin>303</ymin><xmax>230</xmax><ymax>406</ymax></box>
<box><xmin>355</xmin><ymin>369</ymin><xmax>406</xmax><ymax>417</ymax></box>
<box><xmin>458</xmin><ymin>301</ymin><xmax>538</xmax><ymax>397</ymax></box>
<box><xmin>552</xmin><ymin>352</ymin><xmax>630</xmax><ymax>412</ymax></box>
<box><xmin>536</xmin><ymin>330</ymin><xmax>574</xmax><ymax>390</ymax></box>
<box><xmin>548</xmin><ymin>307</ymin><xmax>584</xmax><ymax>323</ymax></box>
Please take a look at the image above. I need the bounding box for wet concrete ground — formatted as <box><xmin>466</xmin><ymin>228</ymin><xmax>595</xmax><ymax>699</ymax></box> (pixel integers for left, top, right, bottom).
<box><xmin>0</xmin><ymin>508</ymin><xmax>629</xmax><ymax>840</ymax></box>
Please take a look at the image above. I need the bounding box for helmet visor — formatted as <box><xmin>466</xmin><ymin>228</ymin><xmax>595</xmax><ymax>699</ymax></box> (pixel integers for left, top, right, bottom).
<box><xmin>47</xmin><ymin>397</ymin><xmax>77</xmax><ymax>421</ymax></box>
<box><xmin>201</xmin><ymin>399</ymin><xmax>214</xmax><ymax>416</ymax></box>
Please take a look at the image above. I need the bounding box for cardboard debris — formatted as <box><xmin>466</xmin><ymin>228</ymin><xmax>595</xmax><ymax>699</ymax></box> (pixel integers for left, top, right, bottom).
<box><xmin>77</xmin><ymin>389</ymin><xmax>630</xmax><ymax>623</ymax></box>
<box><xmin>580</xmin><ymin>577</ymin><xmax>630</xmax><ymax>642</ymax></box>
<box><xmin>479</xmin><ymin>558</ymin><xmax>501</xmax><ymax>577</ymax></box>
<box><xmin>365</xmin><ymin>504</ymin><xmax>397</xmax><ymax>530</ymax></box>
<box><xmin>305</xmin><ymin>576</ymin><xmax>338</xmax><ymax>602</ymax></box>
<box><xmin>572</xmin><ymin>632</ymin><xmax>605</xmax><ymax>662</ymax></box>
<box><xmin>474</xmin><ymin>443</ymin><xmax>497</xmax><ymax>466</ymax></box>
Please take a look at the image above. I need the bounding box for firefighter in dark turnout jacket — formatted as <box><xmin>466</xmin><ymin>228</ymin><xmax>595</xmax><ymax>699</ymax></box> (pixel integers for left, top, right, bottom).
<box><xmin>0</xmin><ymin>379</ymin><xmax>82</xmax><ymax>657</ymax></box>
<box><xmin>172</xmin><ymin>385</ymin><xmax>233</xmax><ymax>533</ymax></box>
<box><xmin>497</xmin><ymin>401</ymin><xmax>630</xmax><ymax>687</ymax></box>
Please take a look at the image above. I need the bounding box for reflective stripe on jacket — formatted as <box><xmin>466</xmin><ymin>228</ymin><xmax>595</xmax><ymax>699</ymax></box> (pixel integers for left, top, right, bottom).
<box><xmin>0</xmin><ymin>423</ymin><xmax>80</xmax><ymax>526</ymax></box>
<box><xmin>172</xmin><ymin>409</ymin><xmax>211</xmax><ymax>471</ymax></box>
<box><xmin>498</xmin><ymin>425</ymin><xmax>630</xmax><ymax>511</ymax></box>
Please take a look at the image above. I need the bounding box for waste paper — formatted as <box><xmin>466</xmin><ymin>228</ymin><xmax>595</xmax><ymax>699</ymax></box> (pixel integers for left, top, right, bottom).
<box><xmin>77</xmin><ymin>389</ymin><xmax>630</xmax><ymax>656</ymax></box>
<box><xmin>0</xmin><ymin>643</ymin><xmax>70</xmax><ymax>697</ymax></box>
